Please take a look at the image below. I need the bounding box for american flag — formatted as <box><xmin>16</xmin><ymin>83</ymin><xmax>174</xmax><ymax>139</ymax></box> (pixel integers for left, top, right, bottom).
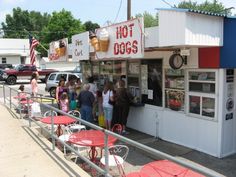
<box><xmin>29</xmin><ymin>35</ymin><xmax>39</xmax><ymax>65</ymax></box>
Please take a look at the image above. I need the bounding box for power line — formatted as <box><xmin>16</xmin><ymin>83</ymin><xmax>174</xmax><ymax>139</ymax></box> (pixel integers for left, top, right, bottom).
<box><xmin>161</xmin><ymin>0</ymin><xmax>173</xmax><ymax>8</ymax></box>
<box><xmin>114</xmin><ymin>0</ymin><xmax>123</xmax><ymax>23</ymax></box>
<box><xmin>0</xmin><ymin>28</ymin><xmax>67</xmax><ymax>34</ymax></box>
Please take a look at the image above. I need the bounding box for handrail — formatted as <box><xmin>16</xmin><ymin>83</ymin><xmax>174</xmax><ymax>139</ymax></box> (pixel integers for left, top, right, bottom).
<box><xmin>1</xmin><ymin>84</ymin><xmax>224</xmax><ymax>177</ymax></box>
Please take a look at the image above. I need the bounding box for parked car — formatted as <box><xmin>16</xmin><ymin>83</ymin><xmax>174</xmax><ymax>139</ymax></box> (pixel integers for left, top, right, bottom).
<box><xmin>45</xmin><ymin>72</ymin><xmax>82</xmax><ymax>97</ymax></box>
<box><xmin>2</xmin><ymin>64</ymin><xmax>58</xmax><ymax>85</ymax></box>
<box><xmin>0</xmin><ymin>64</ymin><xmax>13</xmax><ymax>70</ymax></box>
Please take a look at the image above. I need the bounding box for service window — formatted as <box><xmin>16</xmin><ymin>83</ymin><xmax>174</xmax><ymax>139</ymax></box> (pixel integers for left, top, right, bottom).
<box><xmin>187</xmin><ymin>69</ymin><xmax>217</xmax><ymax>120</ymax></box>
<box><xmin>141</xmin><ymin>59</ymin><xmax>163</xmax><ymax>107</ymax></box>
<box><xmin>165</xmin><ymin>69</ymin><xmax>185</xmax><ymax>111</ymax></box>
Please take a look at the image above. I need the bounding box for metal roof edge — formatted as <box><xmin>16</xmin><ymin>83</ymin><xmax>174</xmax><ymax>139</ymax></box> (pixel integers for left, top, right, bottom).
<box><xmin>155</xmin><ymin>8</ymin><xmax>227</xmax><ymax>17</ymax></box>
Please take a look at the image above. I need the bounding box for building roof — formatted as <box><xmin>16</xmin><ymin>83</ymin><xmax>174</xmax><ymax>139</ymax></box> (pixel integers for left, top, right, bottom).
<box><xmin>156</xmin><ymin>8</ymin><xmax>228</xmax><ymax>17</ymax></box>
<box><xmin>0</xmin><ymin>38</ymin><xmax>31</xmax><ymax>56</ymax></box>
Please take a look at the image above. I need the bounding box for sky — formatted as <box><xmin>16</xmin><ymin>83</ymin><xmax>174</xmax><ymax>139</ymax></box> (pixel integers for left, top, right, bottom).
<box><xmin>0</xmin><ymin>0</ymin><xmax>236</xmax><ymax>27</ymax></box>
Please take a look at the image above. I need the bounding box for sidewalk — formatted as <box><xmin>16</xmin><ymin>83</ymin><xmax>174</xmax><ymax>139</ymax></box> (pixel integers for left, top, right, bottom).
<box><xmin>0</xmin><ymin>103</ymin><xmax>90</xmax><ymax>177</ymax></box>
<box><xmin>1</xmin><ymin>99</ymin><xmax>236</xmax><ymax>177</ymax></box>
<box><xmin>125</xmin><ymin>128</ymin><xmax>236</xmax><ymax>177</ymax></box>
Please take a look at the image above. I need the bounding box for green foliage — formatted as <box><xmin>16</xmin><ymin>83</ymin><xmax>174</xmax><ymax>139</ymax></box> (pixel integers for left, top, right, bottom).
<box><xmin>84</xmin><ymin>21</ymin><xmax>100</xmax><ymax>32</ymax></box>
<box><xmin>41</xmin><ymin>9</ymin><xmax>85</xmax><ymax>44</ymax></box>
<box><xmin>177</xmin><ymin>0</ymin><xmax>232</xmax><ymax>15</ymax></box>
<box><xmin>1</xmin><ymin>7</ymin><xmax>50</xmax><ymax>38</ymax></box>
<box><xmin>135</xmin><ymin>11</ymin><xmax>158</xmax><ymax>27</ymax></box>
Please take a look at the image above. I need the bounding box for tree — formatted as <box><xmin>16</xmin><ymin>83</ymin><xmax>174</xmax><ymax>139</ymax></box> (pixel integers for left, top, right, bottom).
<box><xmin>1</xmin><ymin>7</ymin><xmax>50</xmax><ymax>38</ymax></box>
<box><xmin>135</xmin><ymin>11</ymin><xmax>158</xmax><ymax>27</ymax></box>
<box><xmin>177</xmin><ymin>0</ymin><xmax>232</xmax><ymax>15</ymax></box>
<box><xmin>84</xmin><ymin>21</ymin><xmax>100</xmax><ymax>32</ymax></box>
<box><xmin>41</xmin><ymin>9</ymin><xmax>85</xmax><ymax>44</ymax></box>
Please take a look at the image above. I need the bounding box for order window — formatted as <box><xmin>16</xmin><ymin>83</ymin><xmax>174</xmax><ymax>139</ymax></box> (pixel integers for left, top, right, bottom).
<box><xmin>187</xmin><ymin>70</ymin><xmax>217</xmax><ymax>120</ymax></box>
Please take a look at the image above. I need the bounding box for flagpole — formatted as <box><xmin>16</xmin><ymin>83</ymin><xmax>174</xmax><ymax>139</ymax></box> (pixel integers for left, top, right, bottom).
<box><xmin>38</xmin><ymin>43</ymin><xmax>48</xmax><ymax>53</ymax></box>
<box><xmin>24</xmin><ymin>29</ymin><xmax>48</xmax><ymax>53</ymax></box>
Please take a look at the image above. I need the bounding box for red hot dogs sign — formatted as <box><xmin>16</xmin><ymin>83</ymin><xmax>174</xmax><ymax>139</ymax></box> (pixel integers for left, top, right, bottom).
<box><xmin>95</xmin><ymin>18</ymin><xmax>144</xmax><ymax>59</ymax></box>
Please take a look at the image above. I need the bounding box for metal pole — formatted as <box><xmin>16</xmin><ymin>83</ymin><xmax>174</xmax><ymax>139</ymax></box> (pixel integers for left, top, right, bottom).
<box><xmin>27</xmin><ymin>97</ymin><xmax>31</xmax><ymax>127</ymax></box>
<box><xmin>3</xmin><ymin>84</ymin><xmax>6</xmax><ymax>104</ymax></box>
<box><xmin>9</xmin><ymin>87</ymin><xmax>12</xmax><ymax>109</ymax></box>
<box><xmin>51</xmin><ymin>109</ymin><xmax>55</xmax><ymax>150</ymax></box>
<box><xmin>127</xmin><ymin>0</ymin><xmax>131</xmax><ymax>20</ymax></box>
<box><xmin>104</xmin><ymin>133</ymin><xmax>109</xmax><ymax>177</ymax></box>
<box><xmin>19</xmin><ymin>92</ymin><xmax>22</xmax><ymax>119</ymax></box>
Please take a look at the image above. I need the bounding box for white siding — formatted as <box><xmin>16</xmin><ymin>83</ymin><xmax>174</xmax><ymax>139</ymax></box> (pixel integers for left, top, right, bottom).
<box><xmin>42</xmin><ymin>61</ymin><xmax>79</xmax><ymax>71</ymax></box>
<box><xmin>144</xmin><ymin>26</ymin><xmax>159</xmax><ymax>48</ymax></box>
<box><xmin>0</xmin><ymin>56</ymin><xmax>20</xmax><ymax>64</ymax></box>
<box><xmin>185</xmin><ymin>13</ymin><xmax>223</xmax><ymax>46</ymax></box>
<box><xmin>144</xmin><ymin>48</ymin><xmax>198</xmax><ymax>69</ymax></box>
<box><xmin>158</xmin><ymin>10</ymin><xmax>186</xmax><ymax>47</ymax></box>
<box><xmin>158</xmin><ymin>10</ymin><xmax>223</xmax><ymax>47</ymax></box>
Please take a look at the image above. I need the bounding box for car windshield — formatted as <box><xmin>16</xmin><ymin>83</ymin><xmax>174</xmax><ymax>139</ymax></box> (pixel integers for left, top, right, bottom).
<box><xmin>15</xmin><ymin>65</ymin><xmax>23</xmax><ymax>71</ymax></box>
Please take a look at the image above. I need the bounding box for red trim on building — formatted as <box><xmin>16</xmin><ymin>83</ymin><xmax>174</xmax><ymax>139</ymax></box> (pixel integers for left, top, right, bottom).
<box><xmin>199</xmin><ymin>47</ymin><xmax>220</xmax><ymax>68</ymax></box>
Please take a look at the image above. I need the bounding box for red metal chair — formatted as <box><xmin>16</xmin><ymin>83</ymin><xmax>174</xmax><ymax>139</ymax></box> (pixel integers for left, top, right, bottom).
<box><xmin>112</xmin><ymin>124</ymin><xmax>123</xmax><ymax>134</ymax></box>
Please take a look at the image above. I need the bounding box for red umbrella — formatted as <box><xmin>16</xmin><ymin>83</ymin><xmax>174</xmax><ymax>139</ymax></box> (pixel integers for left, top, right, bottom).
<box><xmin>126</xmin><ymin>172</ymin><xmax>150</xmax><ymax>177</ymax></box>
<box><xmin>141</xmin><ymin>160</ymin><xmax>205</xmax><ymax>177</ymax></box>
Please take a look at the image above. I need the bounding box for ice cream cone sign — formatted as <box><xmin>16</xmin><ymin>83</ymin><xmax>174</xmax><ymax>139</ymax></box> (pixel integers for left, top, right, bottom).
<box><xmin>99</xmin><ymin>28</ymin><xmax>109</xmax><ymax>52</ymax></box>
<box><xmin>59</xmin><ymin>40</ymin><xmax>66</xmax><ymax>56</ymax></box>
<box><xmin>89</xmin><ymin>31</ymin><xmax>100</xmax><ymax>52</ymax></box>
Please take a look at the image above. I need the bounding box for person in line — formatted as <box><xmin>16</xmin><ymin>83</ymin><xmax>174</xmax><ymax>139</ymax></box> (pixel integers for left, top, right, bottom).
<box><xmin>113</xmin><ymin>79</ymin><xmax>133</xmax><ymax>134</ymax></box>
<box><xmin>56</xmin><ymin>78</ymin><xmax>68</xmax><ymax>110</ymax></box>
<box><xmin>97</xmin><ymin>90</ymin><xmax>103</xmax><ymax>121</ymax></box>
<box><xmin>30</xmin><ymin>72</ymin><xmax>38</xmax><ymax>97</ymax></box>
<box><xmin>78</xmin><ymin>84</ymin><xmax>95</xmax><ymax>123</ymax></box>
<box><xmin>66</xmin><ymin>76</ymin><xmax>77</xmax><ymax>110</ymax></box>
<box><xmin>60</xmin><ymin>92</ymin><xmax>69</xmax><ymax>113</ymax></box>
<box><xmin>18</xmin><ymin>85</ymin><xmax>26</xmax><ymax>100</ymax></box>
<box><xmin>88</xmin><ymin>76</ymin><xmax>98</xmax><ymax>122</ymax></box>
<box><xmin>102</xmin><ymin>81</ymin><xmax>114</xmax><ymax>130</ymax></box>
<box><xmin>75</xmin><ymin>78</ymin><xmax>82</xmax><ymax>96</ymax></box>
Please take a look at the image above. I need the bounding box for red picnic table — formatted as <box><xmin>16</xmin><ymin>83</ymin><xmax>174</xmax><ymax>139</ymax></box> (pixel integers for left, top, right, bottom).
<box><xmin>68</xmin><ymin>130</ymin><xmax>117</xmax><ymax>162</ymax></box>
<box><xmin>140</xmin><ymin>160</ymin><xmax>205</xmax><ymax>177</ymax></box>
<box><xmin>20</xmin><ymin>99</ymin><xmax>34</xmax><ymax>104</ymax></box>
<box><xmin>41</xmin><ymin>115</ymin><xmax>76</xmax><ymax>136</ymax></box>
<box><xmin>13</xmin><ymin>95</ymin><xmax>27</xmax><ymax>100</ymax></box>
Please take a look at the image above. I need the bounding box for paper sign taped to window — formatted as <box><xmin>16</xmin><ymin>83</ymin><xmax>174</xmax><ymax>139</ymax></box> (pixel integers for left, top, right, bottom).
<box><xmin>148</xmin><ymin>90</ymin><xmax>153</xmax><ymax>99</ymax></box>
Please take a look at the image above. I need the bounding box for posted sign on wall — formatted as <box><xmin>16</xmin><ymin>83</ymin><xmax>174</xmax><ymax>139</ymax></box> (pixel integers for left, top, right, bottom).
<box><xmin>49</xmin><ymin>38</ymin><xmax>68</xmax><ymax>62</ymax></box>
<box><xmin>95</xmin><ymin>18</ymin><xmax>144</xmax><ymax>59</ymax></box>
<box><xmin>72</xmin><ymin>32</ymin><xmax>90</xmax><ymax>61</ymax></box>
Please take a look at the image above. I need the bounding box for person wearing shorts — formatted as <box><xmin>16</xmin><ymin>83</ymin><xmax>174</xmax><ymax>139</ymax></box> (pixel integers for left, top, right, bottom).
<box><xmin>102</xmin><ymin>81</ymin><xmax>114</xmax><ymax>130</ymax></box>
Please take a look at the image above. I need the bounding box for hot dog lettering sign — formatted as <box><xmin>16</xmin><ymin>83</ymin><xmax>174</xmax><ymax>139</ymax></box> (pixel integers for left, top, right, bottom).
<box><xmin>95</xmin><ymin>18</ymin><xmax>144</xmax><ymax>59</ymax></box>
<box><xmin>114</xmin><ymin>23</ymin><xmax>138</xmax><ymax>55</ymax></box>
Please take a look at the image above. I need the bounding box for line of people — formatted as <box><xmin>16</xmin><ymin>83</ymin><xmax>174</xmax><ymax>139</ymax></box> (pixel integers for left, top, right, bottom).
<box><xmin>55</xmin><ymin>75</ymin><xmax>133</xmax><ymax>134</ymax></box>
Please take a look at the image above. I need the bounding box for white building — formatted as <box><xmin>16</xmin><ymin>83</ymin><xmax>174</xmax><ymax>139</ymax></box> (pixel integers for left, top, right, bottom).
<box><xmin>0</xmin><ymin>38</ymin><xmax>40</xmax><ymax>66</ymax></box>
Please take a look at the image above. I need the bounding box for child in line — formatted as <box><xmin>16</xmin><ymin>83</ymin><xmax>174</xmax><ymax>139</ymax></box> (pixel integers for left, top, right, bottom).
<box><xmin>60</xmin><ymin>92</ymin><xmax>69</xmax><ymax>113</ymax></box>
<box><xmin>18</xmin><ymin>85</ymin><xmax>26</xmax><ymax>101</ymax></box>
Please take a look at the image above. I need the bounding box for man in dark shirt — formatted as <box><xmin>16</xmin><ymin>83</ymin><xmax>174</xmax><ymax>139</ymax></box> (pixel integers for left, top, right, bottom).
<box><xmin>78</xmin><ymin>84</ymin><xmax>95</xmax><ymax>123</ymax></box>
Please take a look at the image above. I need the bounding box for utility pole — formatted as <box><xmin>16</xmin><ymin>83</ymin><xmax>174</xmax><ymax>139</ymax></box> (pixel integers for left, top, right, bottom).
<box><xmin>127</xmin><ymin>0</ymin><xmax>131</xmax><ymax>20</ymax></box>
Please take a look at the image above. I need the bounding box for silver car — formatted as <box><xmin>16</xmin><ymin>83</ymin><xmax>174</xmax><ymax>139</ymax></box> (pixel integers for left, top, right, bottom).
<box><xmin>45</xmin><ymin>72</ymin><xmax>82</xmax><ymax>97</ymax></box>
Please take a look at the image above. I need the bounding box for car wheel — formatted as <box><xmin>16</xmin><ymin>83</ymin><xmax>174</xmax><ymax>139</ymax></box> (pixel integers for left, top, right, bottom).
<box><xmin>49</xmin><ymin>87</ymin><xmax>56</xmax><ymax>98</ymax></box>
<box><xmin>6</xmin><ymin>76</ymin><xmax>16</xmax><ymax>85</ymax></box>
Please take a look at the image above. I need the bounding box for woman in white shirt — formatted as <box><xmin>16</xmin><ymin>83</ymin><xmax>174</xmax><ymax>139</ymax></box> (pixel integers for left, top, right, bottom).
<box><xmin>102</xmin><ymin>81</ymin><xmax>115</xmax><ymax>130</ymax></box>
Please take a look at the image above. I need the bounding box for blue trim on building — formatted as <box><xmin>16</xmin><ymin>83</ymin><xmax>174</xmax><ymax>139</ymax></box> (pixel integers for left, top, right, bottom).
<box><xmin>220</xmin><ymin>18</ymin><xmax>236</xmax><ymax>68</ymax></box>
<box><xmin>156</xmin><ymin>8</ymin><xmax>228</xmax><ymax>17</ymax></box>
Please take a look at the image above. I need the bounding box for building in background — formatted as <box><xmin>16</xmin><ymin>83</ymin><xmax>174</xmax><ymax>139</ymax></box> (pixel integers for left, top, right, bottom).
<box><xmin>0</xmin><ymin>38</ymin><xmax>40</xmax><ymax>66</ymax></box>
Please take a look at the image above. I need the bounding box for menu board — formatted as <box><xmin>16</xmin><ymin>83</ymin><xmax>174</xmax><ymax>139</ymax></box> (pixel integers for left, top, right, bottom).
<box><xmin>128</xmin><ymin>62</ymin><xmax>139</xmax><ymax>74</ymax></box>
<box><xmin>141</xmin><ymin>65</ymin><xmax>148</xmax><ymax>94</ymax></box>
